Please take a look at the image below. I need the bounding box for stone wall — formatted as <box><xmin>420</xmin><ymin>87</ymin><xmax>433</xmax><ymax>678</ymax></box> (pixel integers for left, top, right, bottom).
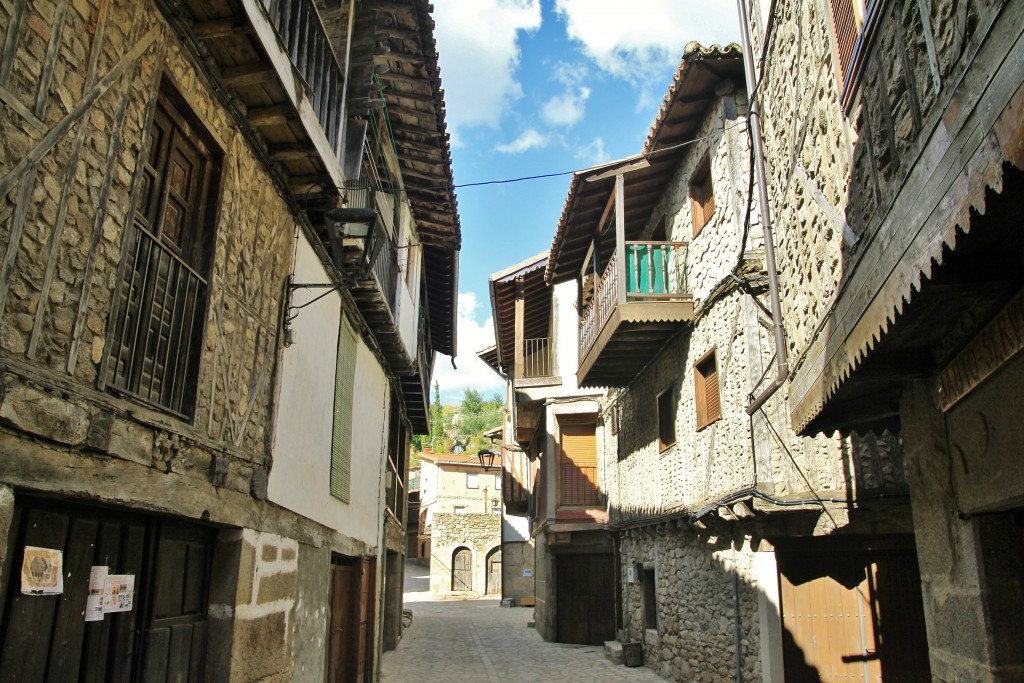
<box><xmin>0</xmin><ymin>0</ymin><xmax>296</xmax><ymax>510</ymax></box>
<box><xmin>619</xmin><ymin>527</ymin><xmax>761</xmax><ymax>682</ymax></box>
<box><xmin>430</xmin><ymin>513</ymin><xmax>500</xmax><ymax>595</ymax></box>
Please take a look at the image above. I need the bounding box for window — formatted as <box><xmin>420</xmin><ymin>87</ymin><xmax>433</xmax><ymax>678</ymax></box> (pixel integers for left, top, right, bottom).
<box><xmin>828</xmin><ymin>0</ymin><xmax>883</xmax><ymax>109</ymax></box>
<box><xmin>453</xmin><ymin>505</ymin><xmax>467</xmax><ymax>515</ymax></box>
<box><xmin>642</xmin><ymin>567</ymin><xmax>658</xmax><ymax>630</ymax></box>
<box><xmin>107</xmin><ymin>85</ymin><xmax>220</xmax><ymax>417</ymax></box>
<box><xmin>657</xmin><ymin>387</ymin><xmax>676</xmax><ymax>452</ymax></box>
<box><xmin>330</xmin><ymin>315</ymin><xmax>358</xmax><ymax>501</ymax></box>
<box><xmin>494</xmin><ymin>472</ymin><xmax>502</xmax><ymax>490</ymax></box>
<box><xmin>466</xmin><ymin>473</ymin><xmax>479</xmax><ymax>489</ymax></box>
<box><xmin>695</xmin><ymin>349</ymin><xmax>721</xmax><ymax>430</ymax></box>
<box><xmin>689</xmin><ymin>156</ymin><xmax>715</xmax><ymax>237</ymax></box>
<box><xmin>559</xmin><ymin>418</ymin><xmax>599</xmax><ymax>507</ymax></box>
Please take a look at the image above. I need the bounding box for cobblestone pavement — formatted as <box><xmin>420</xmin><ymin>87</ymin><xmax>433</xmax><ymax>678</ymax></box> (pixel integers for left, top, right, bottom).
<box><xmin>381</xmin><ymin>561</ymin><xmax>669</xmax><ymax>683</ymax></box>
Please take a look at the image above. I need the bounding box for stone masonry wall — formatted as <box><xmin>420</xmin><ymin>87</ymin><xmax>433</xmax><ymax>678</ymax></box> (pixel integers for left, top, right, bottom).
<box><xmin>0</xmin><ymin>0</ymin><xmax>296</xmax><ymax>511</ymax></box>
<box><xmin>430</xmin><ymin>513</ymin><xmax>500</xmax><ymax>595</ymax></box>
<box><xmin>620</xmin><ymin>527</ymin><xmax>760</xmax><ymax>682</ymax></box>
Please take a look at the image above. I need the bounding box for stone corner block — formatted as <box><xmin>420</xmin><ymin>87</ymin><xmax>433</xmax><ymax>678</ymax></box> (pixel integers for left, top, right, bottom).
<box><xmin>0</xmin><ymin>383</ymin><xmax>90</xmax><ymax>446</ymax></box>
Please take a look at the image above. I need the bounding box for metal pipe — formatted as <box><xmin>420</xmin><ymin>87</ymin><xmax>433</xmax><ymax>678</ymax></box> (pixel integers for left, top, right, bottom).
<box><xmin>737</xmin><ymin>0</ymin><xmax>789</xmax><ymax>416</ymax></box>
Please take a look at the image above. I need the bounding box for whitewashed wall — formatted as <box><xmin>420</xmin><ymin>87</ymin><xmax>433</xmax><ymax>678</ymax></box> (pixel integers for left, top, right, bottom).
<box><xmin>269</xmin><ymin>235</ymin><xmax>388</xmax><ymax>548</ymax></box>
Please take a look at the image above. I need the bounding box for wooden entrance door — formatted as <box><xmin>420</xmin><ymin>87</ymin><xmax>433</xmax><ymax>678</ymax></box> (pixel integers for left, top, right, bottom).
<box><xmin>327</xmin><ymin>557</ymin><xmax>376</xmax><ymax>683</ymax></box>
<box><xmin>452</xmin><ymin>549</ymin><xmax>472</xmax><ymax>591</ymax></box>
<box><xmin>778</xmin><ymin>550</ymin><xmax>930</xmax><ymax>681</ymax></box>
<box><xmin>555</xmin><ymin>553</ymin><xmax>615</xmax><ymax>645</ymax></box>
<box><xmin>486</xmin><ymin>548</ymin><xmax>502</xmax><ymax>595</ymax></box>
<box><xmin>0</xmin><ymin>498</ymin><xmax>212</xmax><ymax>682</ymax></box>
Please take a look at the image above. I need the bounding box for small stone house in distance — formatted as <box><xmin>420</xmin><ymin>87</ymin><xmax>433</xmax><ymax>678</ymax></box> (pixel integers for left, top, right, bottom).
<box><xmin>418</xmin><ymin>450</ymin><xmax>502</xmax><ymax>596</ymax></box>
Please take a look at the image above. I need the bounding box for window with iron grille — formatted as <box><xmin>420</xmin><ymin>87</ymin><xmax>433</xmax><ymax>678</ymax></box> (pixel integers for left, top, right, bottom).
<box><xmin>657</xmin><ymin>387</ymin><xmax>676</xmax><ymax>452</ymax></box>
<box><xmin>690</xmin><ymin>156</ymin><xmax>715</xmax><ymax>237</ymax></box>
<box><xmin>694</xmin><ymin>349</ymin><xmax>721</xmax><ymax>430</ymax></box>
<box><xmin>828</xmin><ymin>0</ymin><xmax>884</xmax><ymax>110</ymax></box>
<box><xmin>106</xmin><ymin>85</ymin><xmax>220</xmax><ymax>418</ymax></box>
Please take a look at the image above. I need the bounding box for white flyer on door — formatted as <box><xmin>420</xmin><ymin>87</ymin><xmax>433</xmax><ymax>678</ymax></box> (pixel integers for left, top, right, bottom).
<box><xmin>102</xmin><ymin>574</ymin><xmax>135</xmax><ymax>613</ymax></box>
<box><xmin>85</xmin><ymin>566</ymin><xmax>108</xmax><ymax>621</ymax></box>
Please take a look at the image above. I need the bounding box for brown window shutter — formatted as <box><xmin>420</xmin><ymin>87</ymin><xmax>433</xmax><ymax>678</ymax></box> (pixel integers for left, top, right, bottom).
<box><xmin>560</xmin><ymin>422</ymin><xmax>598</xmax><ymax>506</ymax></box>
<box><xmin>690</xmin><ymin>157</ymin><xmax>715</xmax><ymax>237</ymax></box>
<box><xmin>695</xmin><ymin>350</ymin><xmax>721</xmax><ymax>429</ymax></box>
<box><xmin>830</xmin><ymin>0</ymin><xmax>859</xmax><ymax>87</ymax></box>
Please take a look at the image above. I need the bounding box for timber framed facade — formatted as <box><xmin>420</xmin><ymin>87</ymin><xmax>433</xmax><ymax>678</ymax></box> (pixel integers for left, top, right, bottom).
<box><xmin>0</xmin><ymin>0</ymin><xmax>459</xmax><ymax>680</ymax></box>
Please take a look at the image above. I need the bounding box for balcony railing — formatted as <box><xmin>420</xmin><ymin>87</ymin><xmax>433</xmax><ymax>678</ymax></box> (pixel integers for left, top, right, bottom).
<box><xmin>371</xmin><ymin>225</ymin><xmax>399</xmax><ymax>314</ymax></box>
<box><xmin>259</xmin><ymin>0</ymin><xmax>345</xmax><ymax>157</ymax></box>
<box><xmin>522</xmin><ymin>337</ymin><xmax>555</xmax><ymax>378</ymax></box>
<box><xmin>579</xmin><ymin>241</ymin><xmax>688</xmax><ymax>360</ymax></box>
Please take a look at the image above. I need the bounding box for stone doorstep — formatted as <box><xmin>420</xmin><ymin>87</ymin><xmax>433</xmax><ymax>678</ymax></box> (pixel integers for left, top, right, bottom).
<box><xmin>603</xmin><ymin>640</ymin><xmax>624</xmax><ymax>665</ymax></box>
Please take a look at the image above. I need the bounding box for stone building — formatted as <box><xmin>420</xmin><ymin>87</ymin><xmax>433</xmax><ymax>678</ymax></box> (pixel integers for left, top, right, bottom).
<box><xmin>417</xmin><ymin>451</ymin><xmax>502</xmax><ymax>596</ymax></box>
<box><xmin>0</xmin><ymin>0</ymin><xmax>458</xmax><ymax>680</ymax></box>
<box><xmin>740</xmin><ymin>0</ymin><xmax>1024</xmax><ymax>678</ymax></box>
<box><xmin>481</xmin><ymin>252</ymin><xmax>608</xmax><ymax>641</ymax></box>
<box><xmin>543</xmin><ymin>42</ymin><xmax>925</xmax><ymax>681</ymax></box>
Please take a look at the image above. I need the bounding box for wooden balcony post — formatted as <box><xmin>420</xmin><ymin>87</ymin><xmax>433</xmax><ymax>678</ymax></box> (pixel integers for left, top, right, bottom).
<box><xmin>615</xmin><ymin>173</ymin><xmax>626</xmax><ymax>305</ymax></box>
<box><xmin>514</xmin><ymin>277</ymin><xmax>525</xmax><ymax>381</ymax></box>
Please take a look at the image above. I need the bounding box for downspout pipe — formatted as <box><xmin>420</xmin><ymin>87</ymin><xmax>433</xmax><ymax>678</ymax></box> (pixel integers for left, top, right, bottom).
<box><xmin>737</xmin><ymin>0</ymin><xmax>789</xmax><ymax>416</ymax></box>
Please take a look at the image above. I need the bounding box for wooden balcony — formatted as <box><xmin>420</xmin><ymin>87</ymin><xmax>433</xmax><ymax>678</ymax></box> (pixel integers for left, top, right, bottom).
<box><xmin>578</xmin><ymin>241</ymin><xmax>693</xmax><ymax>388</ymax></box>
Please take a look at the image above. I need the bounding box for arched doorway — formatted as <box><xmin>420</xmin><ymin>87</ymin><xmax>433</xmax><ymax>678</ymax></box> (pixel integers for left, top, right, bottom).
<box><xmin>485</xmin><ymin>547</ymin><xmax>502</xmax><ymax>595</ymax></box>
<box><xmin>452</xmin><ymin>548</ymin><xmax>472</xmax><ymax>591</ymax></box>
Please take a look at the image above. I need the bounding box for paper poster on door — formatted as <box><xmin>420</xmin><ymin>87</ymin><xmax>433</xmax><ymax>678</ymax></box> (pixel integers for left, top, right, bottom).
<box><xmin>20</xmin><ymin>546</ymin><xmax>63</xmax><ymax>595</ymax></box>
<box><xmin>85</xmin><ymin>566</ymin><xmax>108</xmax><ymax>621</ymax></box>
<box><xmin>102</xmin><ymin>574</ymin><xmax>135</xmax><ymax>613</ymax></box>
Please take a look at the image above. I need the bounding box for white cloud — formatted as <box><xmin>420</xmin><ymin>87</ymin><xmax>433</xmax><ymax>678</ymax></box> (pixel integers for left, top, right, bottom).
<box><xmin>432</xmin><ymin>0</ymin><xmax>542</xmax><ymax>144</ymax></box>
<box><xmin>554</xmin><ymin>0</ymin><xmax>741</xmax><ymax>92</ymax></box>
<box><xmin>494</xmin><ymin>128</ymin><xmax>550</xmax><ymax>154</ymax></box>
<box><xmin>431</xmin><ymin>292</ymin><xmax>504</xmax><ymax>402</ymax></box>
<box><xmin>573</xmin><ymin>136</ymin><xmax>609</xmax><ymax>165</ymax></box>
<box><xmin>541</xmin><ymin>85</ymin><xmax>590</xmax><ymax>126</ymax></box>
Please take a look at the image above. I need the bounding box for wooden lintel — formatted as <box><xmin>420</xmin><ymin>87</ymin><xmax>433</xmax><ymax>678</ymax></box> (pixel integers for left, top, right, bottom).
<box><xmin>192</xmin><ymin>17</ymin><xmax>252</xmax><ymax>40</ymax></box>
<box><xmin>268</xmin><ymin>143</ymin><xmax>315</xmax><ymax>161</ymax></box>
<box><xmin>248</xmin><ymin>103</ymin><xmax>296</xmax><ymax>126</ymax></box>
<box><xmin>221</xmin><ymin>63</ymin><xmax>277</xmax><ymax>88</ymax></box>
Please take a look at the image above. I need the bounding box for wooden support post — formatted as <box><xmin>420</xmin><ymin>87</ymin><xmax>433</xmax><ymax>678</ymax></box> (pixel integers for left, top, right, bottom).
<box><xmin>514</xmin><ymin>277</ymin><xmax>525</xmax><ymax>382</ymax></box>
<box><xmin>615</xmin><ymin>173</ymin><xmax>626</xmax><ymax>305</ymax></box>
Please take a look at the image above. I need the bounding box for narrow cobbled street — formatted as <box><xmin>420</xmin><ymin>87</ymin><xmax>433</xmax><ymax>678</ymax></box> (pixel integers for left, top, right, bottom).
<box><xmin>381</xmin><ymin>562</ymin><xmax>668</xmax><ymax>683</ymax></box>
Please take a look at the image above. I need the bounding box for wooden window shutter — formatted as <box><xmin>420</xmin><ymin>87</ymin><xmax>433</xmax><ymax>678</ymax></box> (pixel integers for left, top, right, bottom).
<box><xmin>559</xmin><ymin>421</ymin><xmax>598</xmax><ymax>506</ymax></box>
<box><xmin>695</xmin><ymin>350</ymin><xmax>721</xmax><ymax>430</ymax></box>
<box><xmin>331</xmin><ymin>315</ymin><xmax>357</xmax><ymax>501</ymax></box>
<box><xmin>829</xmin><ymin>0</ymin><xmax>859</xmax><ymax>87</ymax></box>
<box><xmin>690</xmin><ymin>157</ymin><xmax>715</xmax><ymax>237</ymax></box>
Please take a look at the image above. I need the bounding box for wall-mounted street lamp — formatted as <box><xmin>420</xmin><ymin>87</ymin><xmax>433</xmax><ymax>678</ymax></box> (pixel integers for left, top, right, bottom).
<box><xmin>282</xmin><ymin>181</ymin><xmax>381</xmax><ymax>345</ymax></box>
<box><xmin>477</xmin><ymin>448</ymin><xmax>499</xmax><ymax>472</ymax></box>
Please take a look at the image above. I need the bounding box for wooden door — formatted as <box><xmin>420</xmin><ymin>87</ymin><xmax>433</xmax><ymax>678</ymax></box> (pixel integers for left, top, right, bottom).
<box><xmin>486</xmin><ymin>549</ymin><xmax>502</xmax><ymax>595</ymax></box>
<box><xmin>327</xmin><ymin>558</ymin><xmax>376</xmax><ymax>683</ymax></box>
<box><xmin>779</xmin><ymin>550</ymin><xmax>930</xmax><ymax>682</ymax></box>
<box><xmin>0</xmin><ymin>499</ymin><xmax>211</xmax><ymax>683</ymax></box>
<box><xmin>452</xmin><ymin>549</ymin><xmax>472</xmax><ymax>591</ymax></box>
<box><xmin>556</xmin><ymin>553</ymin><xmax>615</xmax><ymax>645</ymax></box>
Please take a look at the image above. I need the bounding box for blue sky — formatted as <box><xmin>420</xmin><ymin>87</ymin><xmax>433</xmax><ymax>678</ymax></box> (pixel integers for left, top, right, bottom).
<box><xmin>428</xmin><ymin>0</ymin><xmax>741</xmax><ymax>404</ymax></box>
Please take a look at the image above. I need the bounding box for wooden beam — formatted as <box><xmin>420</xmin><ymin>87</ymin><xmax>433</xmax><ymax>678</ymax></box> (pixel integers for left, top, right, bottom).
<box><xmin>192</xmin><ymin>18</ymin><xmax>252</xmax><ymax>40</ymax></box>
<box><xmin>247</xmin><ymin>103</ymin><xmax>296</xmax><ymax>126</ymax></box>
<box><xmin>268</xmin><ymin>143</ymin><xmax>316</xmax><ymax>161</ymax></box>
<box><xmin>221</xmin><ymin>63</ymin><xmax>276</xmax><ymax>88</ymax></box>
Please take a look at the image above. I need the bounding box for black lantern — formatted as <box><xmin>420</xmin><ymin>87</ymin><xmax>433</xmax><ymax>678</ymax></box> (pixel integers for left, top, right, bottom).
<box><xmin>476</xmin><ymin>448</ymin><xmax>499</xmax><ymax>472</ymax></box>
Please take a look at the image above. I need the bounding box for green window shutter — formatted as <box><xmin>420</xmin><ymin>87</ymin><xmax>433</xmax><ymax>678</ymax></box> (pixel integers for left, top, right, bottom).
<box><xmin>331</xmin><ymin>315</ymin><xmax>357</xmax><ymax>502</ymax></box>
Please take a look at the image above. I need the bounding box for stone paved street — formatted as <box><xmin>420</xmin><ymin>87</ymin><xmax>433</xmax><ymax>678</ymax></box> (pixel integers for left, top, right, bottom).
<box><xmin>381</xmin><ymin>561</ymin><xmax>669</xmax><ymax>683</ymax></box>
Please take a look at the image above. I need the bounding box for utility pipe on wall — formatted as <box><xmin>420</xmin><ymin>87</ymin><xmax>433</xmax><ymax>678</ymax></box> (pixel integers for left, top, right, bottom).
<box><xmin>736</xmin><ymin>0</ymin><xmax>789</xmax><ymax>416</ymax></box>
